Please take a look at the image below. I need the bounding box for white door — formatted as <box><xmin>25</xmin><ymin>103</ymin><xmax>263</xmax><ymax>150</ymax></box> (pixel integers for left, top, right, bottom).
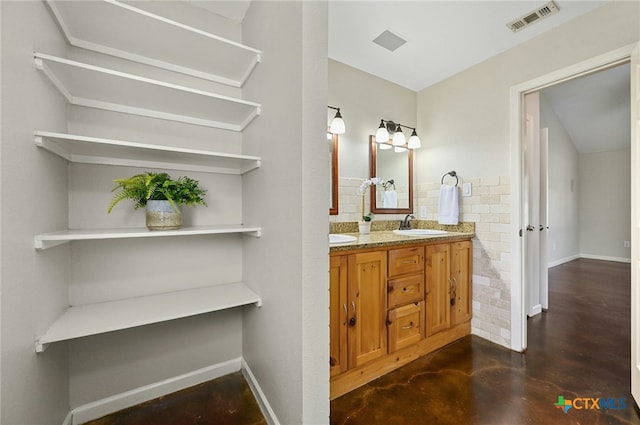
<box><xmin>524</xmin><ymin>93</ymin><xmax>543</xmax><ymax>317</ymax></box>
<box><xmin>540</xmin><ymin>128</ymin><xmax>549</xmax><ymax>311</ymax></box>
<box><xmin>630</xmin><ymin>41</ymin><xmax>640</xmax><ymax>406</ymax></box>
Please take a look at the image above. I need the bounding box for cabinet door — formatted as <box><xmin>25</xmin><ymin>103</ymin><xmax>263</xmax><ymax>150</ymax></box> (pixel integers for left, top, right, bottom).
<box><xmin>451</xmin><ymin>240</ymin><xmax>472</xmax><ymax>326</ymax></box>
<box><xmin>347</xmin><ymin>251</ymin><xmax>387</xmax><ymax>368</ymax></box>
<box><xmin>425</xmin><ymin>244</ymin><xmax>451</xmax><ymax>336</ymax></box>
<box><xmin>330</xmin><ymin>255</ymin><xmax>348</xmax><ymax>377</ymax></box>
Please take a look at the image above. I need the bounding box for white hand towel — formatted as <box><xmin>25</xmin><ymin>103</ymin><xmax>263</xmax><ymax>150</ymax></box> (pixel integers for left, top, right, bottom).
<box><xmin>438</xmin><ymin>185</ymin><xmax>459</xmax><ymax>225</ymax></box>
<box><xmin>383</xmin><ymin>190</ymin><xmax>398</xmax><ymax>208</ymax></box>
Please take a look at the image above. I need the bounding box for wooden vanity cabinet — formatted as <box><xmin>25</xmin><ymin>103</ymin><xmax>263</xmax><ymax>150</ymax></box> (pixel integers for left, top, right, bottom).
<box><xmin>425</xmin><ymin>240</ymin><xmax>473</xmax><ymax>336</ymax></box>
<box><xmin>330</xmin><ymin>237</ymin><xmax>472</xmax><ymax>399</ymax></box>
<box><xmin>451</xmin><ymin>241</ymin><xmax>472</xmax><ymax>326</ymax></box>
<box><xmin>347</xmin><ymin>251</ymin><xmax>388</xmax><ymax>368</ymax></box>
<box><xmin>329</xmin><ymin>251</ymin><xmax>387</xmax><ymax>375</ymax></box>
<box><xmin>329</xmin><ymin>256</ymin><xmax>348</xmax><ymax>377</ymax></box>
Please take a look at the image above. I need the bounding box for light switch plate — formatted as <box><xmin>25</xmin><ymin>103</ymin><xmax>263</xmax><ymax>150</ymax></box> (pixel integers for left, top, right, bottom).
<box><xmin>462</xmin><ymin>182</ymin><xmax>472</xmax><ymax>197</ymax></box>
<box><xmin>420</xmin><ymin>206</ymin><xmax>427</xmax><ymax>218</ymax></box>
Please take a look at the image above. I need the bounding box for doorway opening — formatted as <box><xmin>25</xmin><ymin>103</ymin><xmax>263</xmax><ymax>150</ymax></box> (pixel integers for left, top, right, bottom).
<box><xmin>508</xmin><ymin>43</ymin><xmax>637</xmax><ymax>354</ymax></box>
<box><xmin>522</xmin><ymin>63</ymin><xmax>631</xmax><ymax>320</ymax></box>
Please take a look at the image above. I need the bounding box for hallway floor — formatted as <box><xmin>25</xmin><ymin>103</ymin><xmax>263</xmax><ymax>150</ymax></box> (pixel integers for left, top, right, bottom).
<box><xmin>86</xmin><ymin>259</ymin><xmax>638</xmax><ymax>425</ymax></box>
<box><xmin>331</xmin><ymin>259</ymin><xmax>640</xmax><ymax>424</ymax></box>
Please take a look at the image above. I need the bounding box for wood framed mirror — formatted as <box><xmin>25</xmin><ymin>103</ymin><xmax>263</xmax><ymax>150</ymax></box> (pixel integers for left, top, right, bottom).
<box><xmin>330</xmin><ymin>133</ymin><xmax>338</xmax><ymax>215</ymax></box>
<box><xmin>369</xmin><ymin>135</ymin><xmax>413</xmax><ymax>214</ymax></box>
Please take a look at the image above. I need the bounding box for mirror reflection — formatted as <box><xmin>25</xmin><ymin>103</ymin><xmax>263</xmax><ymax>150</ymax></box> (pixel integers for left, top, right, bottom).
<box><xmin>329</xmin><ymin>133</ymin><xmax>338</xmax><ymax>215</ymax></box>
<box><xmin>369</xmin><ymin>136</ymin><xmax>413</xmax><ymax>214</ymax></box>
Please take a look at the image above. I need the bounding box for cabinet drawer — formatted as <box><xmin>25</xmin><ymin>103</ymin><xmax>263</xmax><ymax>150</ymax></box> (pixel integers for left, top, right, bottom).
<box><xmin>388</xmin><ymin>274</ymin><xmax>424</xmax><ymax>308</ymax></box>
<box><xmin>388</xmin><ymin>246</ymin><xmax>425</xmax><ymax>277</ymax></box>
<box><xmin>388</xmin><ymin>301</ymin><xmax>424</xmax><ymax>353</ymax></box>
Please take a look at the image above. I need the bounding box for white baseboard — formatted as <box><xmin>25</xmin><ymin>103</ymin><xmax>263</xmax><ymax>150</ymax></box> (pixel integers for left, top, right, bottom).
<box><xmin>69</xmin><ymin>357</ymin><xmax>242</xmax><ymax>425</ymax></box>
<box><xmin>547</xmin><ymin>254</ymin><xmax>580</xmax><ymax>268</ymax></box>
<box><xmin>548</xmin><ymin>254</ymin><xmax>631</xmax><ymax>268</ymax></box>
<box><xmin>242</xmin><ymin>359</ymin><xmax>280</xmax><ymax>425</ymax></box>
<box><xmin>579</xmin><ymin>254</ymin><xmax>631</xmax><ymax>264</ymax></box>
<box><xmin>61</xmin><ymin>411</ymin><xmax>73</xmax><ymax>425</ymax></box>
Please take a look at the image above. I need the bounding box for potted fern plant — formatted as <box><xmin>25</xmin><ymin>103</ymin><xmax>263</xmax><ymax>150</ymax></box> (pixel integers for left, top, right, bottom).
<box><xmin>108</xmin><ymin>172</ymin><xmax>207</xmax><ymax>230</ymax></box>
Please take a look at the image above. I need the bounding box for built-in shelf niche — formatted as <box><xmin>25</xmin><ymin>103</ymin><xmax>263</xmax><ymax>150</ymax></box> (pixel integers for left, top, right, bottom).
<box><xmin>35</xmin><ymin>282</ymin><xmax>262</xmax><ymax>352</ymax></box>
<box><xmin>34</xmin><ymin>1</ymin><xmax>264</xmax><ymax>355</ymax></box>
<box><xmin>34</xmin><ymin>53</ymin><xmax>261</xmax><ymax>131</ymax></box>
<box><xmin>35</xmin><ymin>131</ymin><xmax>261</xmax><ymax>175</ymax></box>
<box><xmin>45</xmin><ymin>0</ymin><xmax>262</xmax><ymax>88</ymax></box>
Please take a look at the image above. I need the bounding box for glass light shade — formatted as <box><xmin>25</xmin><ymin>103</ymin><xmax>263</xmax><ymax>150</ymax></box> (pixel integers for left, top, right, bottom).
<box><xmin>375</xmin><ymin>125</ymin><xmax>389</xmax><ymax>143</ymax></box>
<box><xmin>408</xmin><ymin>130</ymin><xmax>421</xmax><ymax>149</ymax></box>
<box><xmin>330</xmin><ymin>116</ymin><xmax>345</xmax><ymax>134</ymax></box>
<box><xmin>392</xmin><ymin>127</ymin><xmax>405</xmax><ymax>146</ymax></box>
<box><xmin>394</xmin><ymin>146</ymin><xmax>407</xmax><ymax>153</ymax></box>
<box><xmin>379</xmin><ymin>143</ymin><xmax>393</xmax><ymax>150</ymax></box>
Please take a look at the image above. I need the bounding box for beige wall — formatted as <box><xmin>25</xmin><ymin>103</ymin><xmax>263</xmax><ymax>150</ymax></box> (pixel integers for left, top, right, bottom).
<box><xmin>579</xmin><ymin>148</ymin><xmax>631</xmax><ymax>261</ymax></box>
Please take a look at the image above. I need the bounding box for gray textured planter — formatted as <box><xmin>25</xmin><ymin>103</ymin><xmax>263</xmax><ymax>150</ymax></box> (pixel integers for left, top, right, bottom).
<box><xmin>146</xmin><ymin>200</ymin><xmax>182</xmax><ymax>230</ymax></box>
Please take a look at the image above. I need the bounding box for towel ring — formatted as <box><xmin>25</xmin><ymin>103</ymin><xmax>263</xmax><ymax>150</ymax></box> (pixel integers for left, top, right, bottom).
<box><xmin>383</xmin><ymin>179</ymin><xmax>396</xmax><ymax>190</ymax></box>
<box><xmin>441</xmin><ymin>171</ymin><xmax>458</xmax><ymax>186</ymax></box>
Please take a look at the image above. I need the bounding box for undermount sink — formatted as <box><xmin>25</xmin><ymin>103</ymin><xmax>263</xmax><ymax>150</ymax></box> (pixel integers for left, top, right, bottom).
<box><xmin>393</xmin><ymin>229</ymin><xmax>448</xmax><ymax>236</ymax></box>
<box><xmin>329</xmin><ymin>234</ymin><xmax>357</xmax><ymax>244</ymax></box>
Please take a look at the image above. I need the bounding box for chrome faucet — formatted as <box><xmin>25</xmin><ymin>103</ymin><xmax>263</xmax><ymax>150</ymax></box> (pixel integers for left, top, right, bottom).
<box><xmin>399</xmin><ymin>214</ymin><xmax>415</xmax><ymax>230</ymax></box>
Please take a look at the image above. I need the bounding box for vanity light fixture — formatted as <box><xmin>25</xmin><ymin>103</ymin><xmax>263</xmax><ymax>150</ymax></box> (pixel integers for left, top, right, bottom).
<box><xmin>374</xmin><ymin>119</ymin><xmax>421</xmax><ymax>150</ymax></box>
<box><xmin>328</xmin><ymin>106</ymin><xmax>345</xmax><ymax>134</ymax></box>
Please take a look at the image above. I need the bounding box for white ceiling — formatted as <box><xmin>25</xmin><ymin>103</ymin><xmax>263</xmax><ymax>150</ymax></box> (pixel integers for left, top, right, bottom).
<box><xmin>328</xmin><ymin>0</ymin><xmax>607</xmax><ymax>92</ymax></box>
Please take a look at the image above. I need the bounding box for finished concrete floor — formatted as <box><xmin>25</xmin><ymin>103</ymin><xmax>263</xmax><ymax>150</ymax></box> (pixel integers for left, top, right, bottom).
<box><xmin>84</xmin><ymin>371</ymin><xmax>267</xmax><ymax>425</ymax></box>
<box><xmin>85</xmin><ymin>259</ymin><xmax>639</xmax><ymax>425</ymax></box>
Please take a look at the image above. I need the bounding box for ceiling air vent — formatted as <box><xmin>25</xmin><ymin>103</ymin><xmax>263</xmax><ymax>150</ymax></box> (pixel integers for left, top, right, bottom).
<box><xmin>372</xmin><ymin>29</ymin><xmax>407</xmax><ymax>52</ymax></box>
<box><xmin>507</xmin><ymin>1</ymin><xmax>559</xmax><ymax>33</ymax></box>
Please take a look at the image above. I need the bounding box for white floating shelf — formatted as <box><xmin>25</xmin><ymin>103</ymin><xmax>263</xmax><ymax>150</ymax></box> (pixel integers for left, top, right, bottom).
<box><xmin>34</xmin><ymin>53</ymin><xmax>261</xmax><ymax>131</ymax></box>
<box><xmin>45</xmin><ymin>0</ymin><xmax>261</xmax><ymax>87</ymax></box>
<box><xmin>36</xmin><ymin>282</ymin><xmax>262</xmax><ymax>352</ymax></box>
<box><xmin>35</xmin><ymin>131</ymin><xmax>261</xmax><ymax>175</ymax></box>
<box><xmin>35</xmin><ymin>225</ymin><xmax>262</xmax><ymax>250</ymax></box>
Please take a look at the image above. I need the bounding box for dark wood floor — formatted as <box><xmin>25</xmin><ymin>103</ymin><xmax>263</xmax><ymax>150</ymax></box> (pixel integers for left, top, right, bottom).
<box><xmin>331</xmin><ymin>259</ymin><xmax>640</xmax><ymax>425</ymax></box>
<box><xmin>86</xmin><ymin>258</ymin><xmax>638</xmax><ymax>425</ymax></box>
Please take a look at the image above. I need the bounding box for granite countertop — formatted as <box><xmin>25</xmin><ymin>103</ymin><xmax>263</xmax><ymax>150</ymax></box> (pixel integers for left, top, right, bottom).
<box><xmin>329</xmin><ymin>230</ymin><xmax>475</xmax><ymax>253</ymax></box>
